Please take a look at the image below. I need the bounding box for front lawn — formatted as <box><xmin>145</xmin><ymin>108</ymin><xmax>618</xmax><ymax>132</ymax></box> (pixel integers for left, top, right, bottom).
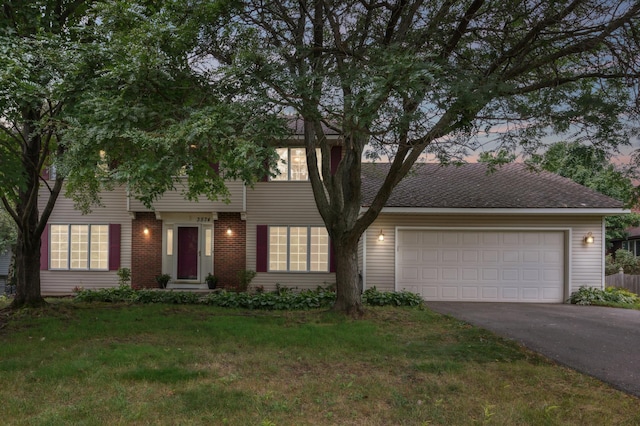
<box><xmin>0</xmin><ymin>302</ymin><xmax>638</xmax><ymax>425</ymax></box>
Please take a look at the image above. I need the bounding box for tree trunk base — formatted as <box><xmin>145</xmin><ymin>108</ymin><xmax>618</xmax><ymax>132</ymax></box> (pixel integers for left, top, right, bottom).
<box><xmin>10</xmin><ymin>296</ymin><xmax>48</xmax><ymax>310</ymax></box>
<box><xmin>332</xmin><ymin>299</ymin><xmax>365</xmax><ymax>318</ymax></box>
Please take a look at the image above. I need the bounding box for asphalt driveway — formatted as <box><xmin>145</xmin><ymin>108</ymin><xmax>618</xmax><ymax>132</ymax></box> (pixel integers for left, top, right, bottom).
<box><xmin>425</xmin><ymin>302</ymin><xmax>640</xmax><ymax>398</ymax></box>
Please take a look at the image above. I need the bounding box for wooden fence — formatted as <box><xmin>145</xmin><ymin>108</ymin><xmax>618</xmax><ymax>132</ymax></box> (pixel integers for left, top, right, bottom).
<box><xmin>605</xmin><ymin>272</ymin><xmax>640</xmax><ymax>295</ymax></box>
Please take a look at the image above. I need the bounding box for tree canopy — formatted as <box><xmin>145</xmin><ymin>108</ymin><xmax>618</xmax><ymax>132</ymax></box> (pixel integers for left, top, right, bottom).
<box><xmin>533</xmin><ymin>141</ymin><xmax>640</xmax><ymax>244</ymax></box>
<box><xmin>3</xmin><ymin>1</ymin><xmax>640</xmax><ymax>312</ymax></box>
<box><xmin>0</xmin><ymin>0</ymin><xmax>282</xmax><ymax>307</ymax></box>
<box><xmin>198</xmin><ymin>0</ymin><xmax>640</xmax><ymax>314</ymax></box>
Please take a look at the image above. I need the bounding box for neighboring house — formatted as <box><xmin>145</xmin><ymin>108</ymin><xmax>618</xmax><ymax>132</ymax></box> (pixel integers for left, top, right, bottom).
<box><xmin>38</xmin><ymin>141</ymin><xmax>625</xmax><ymax>303</ymax></box>
<box><xmin>609</xmin><ymin>219</ymin><xmax>640</xmax><ymax>256</ymax></box>
<box><xmin>0</xmin><ymin>249</ymin><xmax>10</xmax><ymax>294</ymax></box>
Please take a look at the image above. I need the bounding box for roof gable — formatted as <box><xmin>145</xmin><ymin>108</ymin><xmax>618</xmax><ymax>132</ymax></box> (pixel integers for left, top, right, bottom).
<box><xmin>361</xmin><ymin>163</ymin><xmax>623</xmax><ymax>209</ymax></box>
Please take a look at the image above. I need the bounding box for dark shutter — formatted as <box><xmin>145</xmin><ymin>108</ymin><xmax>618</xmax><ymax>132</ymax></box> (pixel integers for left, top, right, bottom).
<box><xmin>256</xmin><ymin>225</ymin><xmax>268</xmax><ymax>272</ymax></box>
<box><xmin>109</xmin><ymin>224</ymin><xmax>121</xmax><ymax>270</ymax></box>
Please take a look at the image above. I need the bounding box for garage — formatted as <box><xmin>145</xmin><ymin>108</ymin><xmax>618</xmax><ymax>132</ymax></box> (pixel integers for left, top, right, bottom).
<box><xmin>396</xmin><ymin>229</ymin><xmax>565</xmax><ymax>303</ymax></box>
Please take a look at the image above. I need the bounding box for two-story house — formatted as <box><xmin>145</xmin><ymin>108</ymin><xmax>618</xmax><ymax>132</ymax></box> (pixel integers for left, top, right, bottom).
<box><xmin>38</xmin><ymin>128</ymin><xmax>626</xmax><ymax>303</ymax></box>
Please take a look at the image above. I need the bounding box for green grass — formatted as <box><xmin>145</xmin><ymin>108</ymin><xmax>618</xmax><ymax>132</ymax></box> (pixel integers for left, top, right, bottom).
<box><xmin>0</xmin><ymin>302</ymin><xmax>638</xmax><ymax>425</ymax></box>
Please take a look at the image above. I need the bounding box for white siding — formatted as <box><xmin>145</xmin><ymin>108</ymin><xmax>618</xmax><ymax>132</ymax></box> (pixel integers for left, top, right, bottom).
<box><xmin>363</xmin><ymin>214</ymin><xmax>604</xmax><ymax>299</ymax></box>
<box><xmin>39</xmin><ymin>186</ymin><xmax>132</xmax><ymax>295</ymax></box>
<box><xmin>127</xmin><ymin>179</ymin><xmax>245</xmax><ymax>213</ymax></box>
<box><xmin>246</xmin><ymin>182</ymin><xmax>335</xmax><ymax>290</ymax></box>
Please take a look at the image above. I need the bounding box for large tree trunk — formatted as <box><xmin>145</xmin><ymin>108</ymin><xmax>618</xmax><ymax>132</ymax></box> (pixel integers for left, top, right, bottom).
<box><xmin>332</xmin><ymin>236</ymin><xmax>363</xmax><ymax>317</ymax></box>
<box><xmin>11</xmin><ymin>231</ymin><xmax>45</xmax><ymax>308</ymax></box>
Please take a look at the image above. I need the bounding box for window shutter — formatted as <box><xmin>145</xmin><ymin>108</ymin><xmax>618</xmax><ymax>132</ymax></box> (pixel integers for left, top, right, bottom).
<box><xmin>329</xmin><ymin>240</ymin><xmax>336</xmax><ymax>273</ymax></box>
<box><xmin>40</xmin><ymin>224</ymin><xmax>49</xmax><ymax>270</ymax></box>
<box><xmin>256</xmin><ymin>225</ymin><xmax>268</xmax><ymax>272</ymax></box>
<box><xmin>330</xmin><ymin>146</ymin><xmax>342</xmax><ymax>175</ymax></box>
<box><xmin>41</xmin><ymin>166</ymin><xmax>50</xmax><ymax>180</ymax></box>
<box><xmin>109</xmin><ymin>224</ymin><xmax>121</xmax><ymax>271</ymax></box>
<box><xmin>210</xmin><ymin>162</ymin><xmax>220</xmax><ymax>174</ymax></box>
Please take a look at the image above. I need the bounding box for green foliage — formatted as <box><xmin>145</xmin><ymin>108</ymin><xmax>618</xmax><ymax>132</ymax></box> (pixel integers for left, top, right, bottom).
<box><xmin>116</xmin><ymin>268</ymin><xmax>131</xmax><ymax>286</ymax></box>
<box><xmin>0</xmin><ymin>207</ymin><xmax>16</xmax><ymax>254</ymax></box>
<box><xmin>201</xmin><ymin>287</ymin><xmax>338</xmax><ymax>310</ymax></box>
<box><xmin>135</xmin><ymin>290</ymin><xmax>201</xmax><ymax>305</ymax></box>
<box><xmin>534</xmin><ymin>141</ymin><xmax>640</xmax><ymax>246</ymax></box>
<box><xmin>606</xmin><ymin>249</ymin><xmax>640</xmax><ymax>275</ymax></box>
<box><xmin>74</xmin><ymin>285</ymin><xmax>137</xmax><ymax>303</ymax></box>
<box><xmin>568</xmin><ymin>286</ymin><xmax>638</xmax><ymax>306</ymax></box>
<box><xmin>155</xmin><ymin>274</ymin><xmax>171</xmax><ymax>289</ymax></box>
<box><xmin>236</xmin><ymin>269</ymin><xmax>257</xmax><ymax>292</ymax></box>
<box><xmin>205</xmin><ymin>273</ymin><xmax>218</xmax><ymax>289</ymax></box>
<box><xmin>73</xmin><ymin>286</ymin><xmax>424</xmax><ymax>310</ymax></box>
<box><xmin>362</xmin><ymin>287</ymin><xmax>424</xmax><ymax>307</ymax></box>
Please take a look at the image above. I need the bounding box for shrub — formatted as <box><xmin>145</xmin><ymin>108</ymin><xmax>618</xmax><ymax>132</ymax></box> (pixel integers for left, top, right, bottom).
<box><xmin>568</xmin><ymin>286</ymin><xmax>639</xmax><ymax>306</ymax></box>
<box><xmin>117</xmin><ymin>267</ymin><xmax>131</xmax><ymax>286</ymax></box>
<box><xmin>606</xmin><ymin>249</ymin><xmax>640</xmax><ymax>275</ymax></box>
<box><xmin>74</xmin><ymin>285</ymin><xmax>137</xmax><ymax>303</ymax></box>
<box><xmin>236</xmin><ymin>269</ymin><xmax>257</xmax><ymax>292</ymax></box>
<box><xmin>73</xmin><ymin>285</ymin><xmax>425</xmax><ymax>310</ymax></box>
<box><xmin>363</xmin><ymin>287</ymin><xmax>424</xmax><ymax>307</ymax></box>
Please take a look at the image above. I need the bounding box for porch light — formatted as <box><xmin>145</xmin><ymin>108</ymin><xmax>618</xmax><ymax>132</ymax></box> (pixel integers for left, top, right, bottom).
<box><xmin>378</xmin><ymin>230</ymin><xmax>384</xmax><ymax>242</ymax></box>
<box><xmin>227</xmin><ymin>226</ymin><xmax>232</xmax><ymax>236</ymax></box>
<box><xmin>143</xmin><ymin>227</ymin><xmax>149</xmax><ymax>236</ymax></box>
<box><xmin>584</xmin><ymin>232</ymin><xmax>594</xmax><ymax>244</ymax></box>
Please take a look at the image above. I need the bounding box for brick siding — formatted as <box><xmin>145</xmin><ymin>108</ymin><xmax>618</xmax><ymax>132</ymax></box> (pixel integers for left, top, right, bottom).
<box><xmin>214</xmin><ymin>212</ymin><xmax>246</xmax><ymax>288</ymax></box>
<box><xmin>131</xmin><ymin>213</ymin><xmax>163</xmax><ymax>288</ymax></box>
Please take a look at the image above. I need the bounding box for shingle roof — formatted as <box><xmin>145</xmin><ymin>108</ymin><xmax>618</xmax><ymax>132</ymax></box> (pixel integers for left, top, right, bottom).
<box><xmin>361</xmin><ymin>163</ymin><xmax>624</xmax><ymax>209</ymax></box>
<box><xmin>286</xmin><ymin>117</ymin><xmax>341</xmax><ymax>136</ymax></box>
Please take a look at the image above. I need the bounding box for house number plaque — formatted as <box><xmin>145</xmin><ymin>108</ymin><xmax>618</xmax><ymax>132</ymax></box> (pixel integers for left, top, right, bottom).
<box><xmin>195</xmin><ymin>217</ymin><xmax>211</xmax><ymax>222</ymax></box>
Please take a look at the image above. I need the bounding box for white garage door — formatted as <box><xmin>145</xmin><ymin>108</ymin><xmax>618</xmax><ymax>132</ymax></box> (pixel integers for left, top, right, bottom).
<box><xmin>397</xmin><ymin>230</ymin><xmax>565</xmax><ymax>303</ymax></box>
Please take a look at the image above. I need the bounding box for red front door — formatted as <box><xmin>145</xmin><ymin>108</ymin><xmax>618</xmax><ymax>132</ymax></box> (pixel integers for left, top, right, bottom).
<box><xmin>177</xmin><ymin>226</ymin><xmax>199</xmax><ymax>280</ymax></box>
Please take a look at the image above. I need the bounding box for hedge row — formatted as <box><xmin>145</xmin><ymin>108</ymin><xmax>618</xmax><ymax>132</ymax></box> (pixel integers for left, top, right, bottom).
<box><xmin>73</xmin><ymin>285</ymin><xmax>424</xmax><ymax>310</ymax></box>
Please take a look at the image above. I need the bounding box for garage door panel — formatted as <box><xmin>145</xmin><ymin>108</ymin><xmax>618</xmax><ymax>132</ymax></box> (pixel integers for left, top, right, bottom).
<box><xmin>401</xmin><ymin>267</ymin><xmax>419</xmax><ymax>280</ymax></box>
<box><xmin>502</xmin><ymin>288</ymin><xmax>519</xmax><ymax>299</ymax></box>
<box><xmin>462</xmin><ymin>269</ymin><xmax>478</xmax><ymax>280</ymax></box>
<box><xmin>442</xmin><ymin>250</ymin><xmax>459</xmax><ymax>262</ymax></box>
<box><xmin>422</xmin><ymin>249</ymin><xmax>438</xmax><ymax>262</ymax></box>
<box><xmin>397</xmin><ymin>230</ymin><xmax>564</xmax><ymax>303</ymax></box>
<box><xmin>482</xmin><ymin>269</ymin><xmax>499</xmax><ymax>280</ymax></box>
<box><xmin>462</xmin><ymin>250</ymin><xmax>479</xmax><ymax>262</ymax></box>
<box><xmin>522</xmin><ymin>251</ymin><xmax>540</xmax><ymax>262</ymax></box>
<box><xmin>462</xmin><ymin>287</ymin><xmax>479</xmax><ymax>299</ymax></box>
<box><xmin>421</xmin><ymin>268</ymin><xmax>437</xmax><ymax>279</ymax></box>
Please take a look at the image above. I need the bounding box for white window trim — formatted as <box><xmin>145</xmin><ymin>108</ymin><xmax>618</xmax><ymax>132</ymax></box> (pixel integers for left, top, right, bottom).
<box><xmin>268</xmin><ymin>225</ymin><xmax>329</xmax><ymax>273</ymax></box>
<box><xmin>49</xmin><ymin>224</ymin><xmax>110</xmax><ymax>271</ymax></box>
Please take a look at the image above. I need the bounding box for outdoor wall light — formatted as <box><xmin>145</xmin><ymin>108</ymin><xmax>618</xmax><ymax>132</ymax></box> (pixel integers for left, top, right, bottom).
<box><xmin>584</xmin><ymin>232</ymin><xmax>594</xmax><ymax>244</ymax></box>
<box><xmin>227</xmin><ymin>226</ymin><xmax>232</xmax><ymax>236</ymax></box>
<box><xmin>378</xmin><ymin>229</ymin><xmax>384</xmax><ymax>242</ymax></box>
<box><xmin>143</xmin><ymin>227</ymin><xmax>149</xmax><ymax>236</ymax></box>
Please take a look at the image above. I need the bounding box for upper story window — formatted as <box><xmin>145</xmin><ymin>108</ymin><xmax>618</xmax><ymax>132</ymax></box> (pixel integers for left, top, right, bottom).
<box><xmin>49</xmin><ymin>224</ymin><xmax>109</xmax><ymax>270</ymax></box>
<box><xmin>270</xmin><ymin>148</ymin><xmax>322</xmax><ymax>181</ymax></box>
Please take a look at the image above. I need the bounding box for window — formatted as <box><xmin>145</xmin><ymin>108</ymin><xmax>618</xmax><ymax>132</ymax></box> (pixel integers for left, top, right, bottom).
<box><xmin>50</xmin><ymin>224</ymin><xmax>109</xmax><ymax>270</ymax></box>
<box><xmin>268</xmin><ymin>226</ymin><xmax>329</xmax><ymax>272</ymax></box>
<box><xmin>622</xmin><ymin>240</ymin><xmax>640</xmax><ymax>257</ymax></box>
<box><xmin>270</xmin><ymin>148</ymin><xmax>322</xmax><ymax>181</ymax></box>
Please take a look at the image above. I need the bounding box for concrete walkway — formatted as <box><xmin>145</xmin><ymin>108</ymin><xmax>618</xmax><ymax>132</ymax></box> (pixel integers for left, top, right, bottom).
<box><xmin>425</xmin><ymin>302</ymin><xmax>640</xmax><ymax>398</ymax></box>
